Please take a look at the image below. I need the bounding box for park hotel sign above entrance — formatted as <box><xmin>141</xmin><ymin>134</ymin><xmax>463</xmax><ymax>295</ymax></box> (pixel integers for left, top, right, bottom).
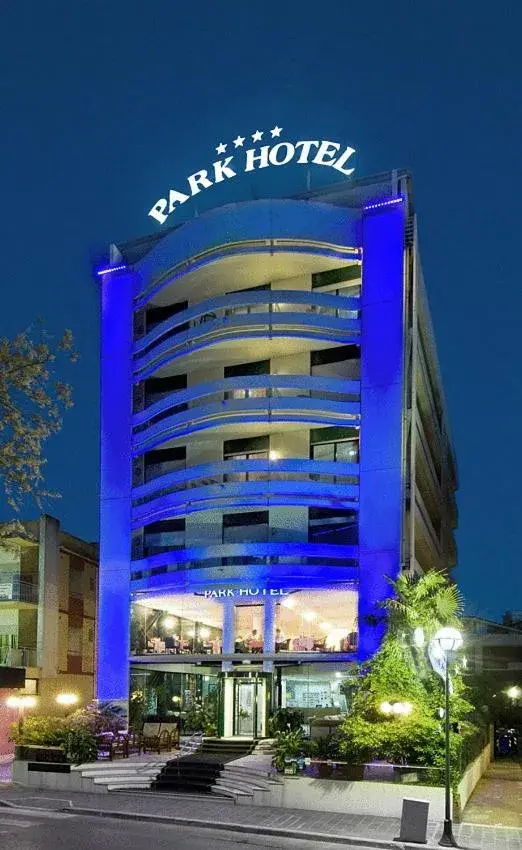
<box><xmin>149</xmin><ymin>124</ymin><xmax>356</xmax><ymax>225</ymax></box>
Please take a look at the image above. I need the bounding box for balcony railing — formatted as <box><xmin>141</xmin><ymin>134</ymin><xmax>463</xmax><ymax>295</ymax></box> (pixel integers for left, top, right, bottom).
<box><xmin>0</xmin><ymin>646</ymin><xmax>40</xmax><ymax>667</ymax></box>
<box><xmin>0</xmin><ymin>577</ymin><xmax>38</xmax><ymax>604</ymax></box>
<box><xmin>135</xmin><ymin>288</ymin><xmax>360</xmax><ymax>359</ymax></box>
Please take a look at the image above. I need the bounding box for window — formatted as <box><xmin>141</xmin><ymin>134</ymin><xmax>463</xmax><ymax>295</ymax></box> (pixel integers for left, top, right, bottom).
<box><xmin>130</xmin><ymin>596</ymin><xmax>223</xmax><ymax>657</ymax></box>
<box><xmin>276</xmin><ymin>588</ymin><xmax>358</xmax><ymax>655</ymax></box>
<box><xmin>144</xmin><ymin>519</ymin><xmax>185</xmax><ymax>556</ymax></box>
<box><xmin>310</xmin><ymin>427</ymin><xmax>359</xmax><ymax>463</ymax></box>
<box><xmin>311</xmin><ymin>345</ymin><xmax>360</xmax><ymax>380</ymax></box>
<box><xmin>312</xmin><ymin>264</ymin><xmax>361</xmax><ymax>291</ymax></box>
<box><xmin>146</xmin><ymin>300</ymin><xmax>188</xmax><ymax>333</ymax></box>
<box><xmin>234</xmin><ymin>605</ymin><xmax>264</xmax><ymax>653</ymax></box>
<box><xmin>311</xmin><ymin>439</ymin><xmax>359</xmax><ymax>463</ymax></box>
<box><xmin>222</xmin><ymin>511</ymin><xmax>269</xmax><ymax>544</ymax></box>
<box><xmin>224</xmin><ymin>360</ymin><xmax>270</xmax><ymax>400</ymax></box>
<box><xmin>309</xmin><ymin>507</ymin><xmax>358</xmax><ymax>545</ymax></box>
<box><xmin>145</xmin><ymin>446</ymin><xmax>186</xmax><ymax>482</ymax></box>
<box><xmin>145</xmin><ymin>374</ymin><xmax>187</xmax><ymax>409</ymax></box>
<box><xmin>224</xmin><ymin>436</ymin><xmax>269</xmax><ymax>482</ymax></box>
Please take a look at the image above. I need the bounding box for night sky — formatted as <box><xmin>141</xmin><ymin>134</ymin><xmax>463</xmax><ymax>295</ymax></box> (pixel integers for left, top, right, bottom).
<box><xmin>1</xmin><ymin>2</ymin><xmax>521</xmax><ymax>620</ymax></box>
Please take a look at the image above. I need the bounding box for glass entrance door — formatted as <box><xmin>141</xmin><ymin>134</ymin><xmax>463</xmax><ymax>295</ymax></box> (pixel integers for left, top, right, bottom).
<box><xmin>234</xmin><ymin>680</ymin><xmax>256</xmax><ymax>736</ymax></box>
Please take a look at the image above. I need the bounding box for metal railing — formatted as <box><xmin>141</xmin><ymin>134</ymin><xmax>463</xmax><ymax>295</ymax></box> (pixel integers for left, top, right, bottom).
<box><xmin>0</xmin><ymin>646</ymin><xmax>40</xmax><ymax>667</ymax></box>
<box><xmin>0</xmin><ymin>577</ymin><xmax>38</xmax><ymax>604</ymax></box>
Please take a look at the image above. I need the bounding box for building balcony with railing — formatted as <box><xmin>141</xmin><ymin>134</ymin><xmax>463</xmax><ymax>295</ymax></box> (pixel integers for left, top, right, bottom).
<box><xmin>132</xmin><ymin>374</ymin><xmax>360</xmax><ymax>451</ymax></box>
<box><xmin>133</xmin><ymin>289</ymin><xmax>360</xmax><ymax>381</ymax></box>
<box><xmin>0</xmin><ymin>575</ymin><xmax>39</xmax><ymax>606</ymax></box>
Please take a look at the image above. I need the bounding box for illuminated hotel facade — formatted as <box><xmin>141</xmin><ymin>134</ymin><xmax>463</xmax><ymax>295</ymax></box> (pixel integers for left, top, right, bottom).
<box><xmin>97</xmin><ymin>170</ymin><xmax>457</xmax><ymax>736</ymax></box>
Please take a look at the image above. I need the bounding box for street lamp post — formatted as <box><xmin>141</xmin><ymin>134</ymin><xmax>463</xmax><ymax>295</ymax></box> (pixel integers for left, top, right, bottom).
<box><xmin>433</xmin><ymin>627</ymin><xmax>463</xmax><ymax>848</ymax></box>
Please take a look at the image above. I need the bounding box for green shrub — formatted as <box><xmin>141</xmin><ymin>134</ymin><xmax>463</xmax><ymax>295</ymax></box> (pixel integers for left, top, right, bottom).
<box><xmin>10</xmin><ymin>715</ymin><xmax>67</xmax><ymax>747</ymax></box>
<box><xmin>268</xmin><ymin>708</ymin><xmax>304</xmax><ymax>736</ymax></box>
<box><xmin>183</xmin><ymin>694</ymin><xmax>218</xmax><ymax>736</ymax></box>
<box><xmin>308</xmin><ymin>732</ymin><xmax>343</xmax><ymax>761</ymax></box>
<box><xmin>272</xmin><ymin>729</ymin><xmax>306</xmax><ymax>773</ymax></box>
<box><xmin>65</xmin><ymin>728</ymin><xmax>98</xmax><ymax>765</ymax></box>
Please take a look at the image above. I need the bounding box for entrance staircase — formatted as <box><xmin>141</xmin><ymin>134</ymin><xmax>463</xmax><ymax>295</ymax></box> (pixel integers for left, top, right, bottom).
<box><xmin>152</xmin><ymin>738</ymin><xmax>280</xmax><ymax>799</ymax></box>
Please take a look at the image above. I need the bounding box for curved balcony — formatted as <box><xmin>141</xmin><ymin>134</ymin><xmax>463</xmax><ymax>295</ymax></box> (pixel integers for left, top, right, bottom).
<box><xmin>133</xmin><ymin>374</ymin><xmax>360</xmax><ymax>453</ymax></box>
<box><xmin>131</xmin><ymin>457</ymin><xmax>359</xmax><ymax>528</ymax></box>
<box><xmin>134</xmin><ymin>290</ymin><xmax>360</xmax><ymax>380</ymax></box>
<box><xmin>134</xmin><ymin>198</ymin><xmax>361</xmax><ymax>308</ymax></box>
<box><xmin>130</xmin><ymin>541</ymin><xmax>359</xmax><ymax>589</ymax></box>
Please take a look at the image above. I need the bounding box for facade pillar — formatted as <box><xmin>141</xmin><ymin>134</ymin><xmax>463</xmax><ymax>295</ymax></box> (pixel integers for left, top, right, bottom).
<box><xmin>36</xmin><ymin>515</ymin><xmax>60</xmax><ymax>678</ymax></box>
<box><xmin>263</xmin><ymin>598</ymin><xmax>277</xmax><ymax>654</ymax></box>
<box><xmin>358</xmin><ymin>199</ymin><xmax>406</xmax><ymax>661</ymax></box>
<box><xmin>96</xmin><ymin>267</ymin><xmax>134</xmax><ymax>716</ymax></box>
<box><xmin>222</xmin><ymin>601</ymin><xmax>235</xmax><ymax>654</ymax></box>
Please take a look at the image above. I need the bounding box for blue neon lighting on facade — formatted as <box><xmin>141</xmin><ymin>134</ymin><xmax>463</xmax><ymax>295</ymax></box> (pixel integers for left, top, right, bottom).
<box><xmin>357</xmin><ymin>197</ymin><xmax>406</xmax><ymax>661</ymax></box>
<box><xmin>363</xmin><ymin>196</ymin><xmax>404</xmax><ymax>211</ymax></box>
<box><xmin>96</xmin><ymin>264</ymin><xmax>127</xmax><ymax>276</ymax></box>
<box><xmin>97</xmin><ymin>269</ymin><xmax>133</xmax><ymax>709</ymax></box>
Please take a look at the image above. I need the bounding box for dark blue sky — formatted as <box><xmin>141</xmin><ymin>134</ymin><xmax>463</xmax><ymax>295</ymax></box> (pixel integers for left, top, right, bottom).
<box><xmin>1</xmin><ymin>1</ymin><xmax>521</xmax><ymax>620</ymax></box>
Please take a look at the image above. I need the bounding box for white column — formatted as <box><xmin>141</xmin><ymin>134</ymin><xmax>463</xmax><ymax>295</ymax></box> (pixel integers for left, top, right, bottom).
<box><xmin>263</xmin><ymin>598</ymin><xmax>277</xmax><ymax>654</ymax></box>
<box><xmin>222</xmin><ymin>601</ymin><xmax>235</xmax><ymax>654</ymax></box>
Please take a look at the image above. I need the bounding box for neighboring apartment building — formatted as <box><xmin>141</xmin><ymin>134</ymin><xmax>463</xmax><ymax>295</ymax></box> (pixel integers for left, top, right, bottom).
<box><xmin>464</xmin><ymin>613</ymin><xmax>522</xmax><ymax>679</ymax></box>
<box><xmin>0</xmin><ymin>514</ymin><xmax>98</xmax><ymax>714</ymax></box>
<box><xmin>97</xmin><ymin>170</ymin><xmax>458</xmax><ymax>735</ymax></box>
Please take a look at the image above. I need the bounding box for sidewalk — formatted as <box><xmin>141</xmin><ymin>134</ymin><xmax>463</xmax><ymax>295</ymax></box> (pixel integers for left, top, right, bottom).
<box><xmin>1</xmin><ymin>784</ymin><xmax>522</xmax><ymax>850</ymax></box>
<box><xmin>462</xmin><ymin>757</ymin><xmax>522</xmax><ymax>828</ymax></box>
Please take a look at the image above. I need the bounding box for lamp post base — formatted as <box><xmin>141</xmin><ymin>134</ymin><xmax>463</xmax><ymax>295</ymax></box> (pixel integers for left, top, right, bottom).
<box><xmin>438</xmin><ymin>819</ymin><xmax>458</xmax><ymax>847</ymax></box>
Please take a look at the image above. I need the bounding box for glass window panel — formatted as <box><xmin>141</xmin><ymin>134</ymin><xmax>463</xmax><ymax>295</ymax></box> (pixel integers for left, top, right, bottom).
<box><xmin>276</xmin><ymin>589</ymin><xmax>358</xmax><ymax>654</ymax></box>
<box><xmin>234</xmin><ymin>604</ymin><xmax>263</xmax><ymax>653</ymax></box>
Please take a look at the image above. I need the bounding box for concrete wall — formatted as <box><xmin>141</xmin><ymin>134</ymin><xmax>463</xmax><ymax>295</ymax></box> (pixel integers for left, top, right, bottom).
<box><xmin>457</xmin><ymin>741</ymin><xmax>491</xmax><ymax>815</ymax></box>
<box><xmin>239</xmin><ymin>776</ymin><xmax>446</xmax><ymax>819</ymax></box>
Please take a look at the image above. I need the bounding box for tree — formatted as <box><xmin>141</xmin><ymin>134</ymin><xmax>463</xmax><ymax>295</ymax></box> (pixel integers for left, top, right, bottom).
<box><xmin>0</xmin><ymin>325</ymin><xmax>76</xmax><ymax>520</ymax></box>
<box><xmin>338</xmin><ymin>571</ymin><xmax>477</xmax><ymax>776</ymax></box>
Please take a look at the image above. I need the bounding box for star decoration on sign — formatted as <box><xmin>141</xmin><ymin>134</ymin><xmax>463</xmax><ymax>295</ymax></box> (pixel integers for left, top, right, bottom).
<box><xmin>252</xmin><ymin>130</ymin><xmax>263</xmax><ymax>142</ymax></box>
<box><xmin>216</xmin><ymin>142</ymin><xmax>227</xmax><ymax>155</ymax></box>
<box><xmin>271</xmin><ymin>125</ymin><xmax>282</xmax><ymax>137</ymax></box>
<box><xmin>233</xmin><ymin>135</ymin><xmax>245</xmax><ymax>148</ymax></box>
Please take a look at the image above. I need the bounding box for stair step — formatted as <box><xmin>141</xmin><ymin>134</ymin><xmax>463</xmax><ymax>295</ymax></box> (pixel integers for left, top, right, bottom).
<box><xmin>108</xmin><ymin>783</ymin><xmax>151</xmax><ymax>791</ymax></box>
<box><xmin>210</xmin><ymin>785</ymin><xmax>251</xmax><ymax>798</ymax></box>
<box><xmin>215</xmin><ymin>776</ymin><xmax>269</xmax><ymax>792</ymax></box>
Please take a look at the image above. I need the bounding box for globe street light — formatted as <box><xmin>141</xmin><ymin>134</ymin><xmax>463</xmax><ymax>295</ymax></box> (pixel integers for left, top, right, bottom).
<box><xmin>433</xmin><ymin>627</ymin><xmax>463</xmax><ymax>848</ymax></box>
<box><xmin>506</xmin><ymin>686</ymin><xmax>521</xmax><ymax>702</ymax></box>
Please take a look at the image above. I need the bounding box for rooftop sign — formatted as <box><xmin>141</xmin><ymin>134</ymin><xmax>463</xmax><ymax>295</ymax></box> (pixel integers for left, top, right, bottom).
<box><xmin>149</xmin><ymin>125</ymin><xmax>355</xmax><ymax>226</ymax></box>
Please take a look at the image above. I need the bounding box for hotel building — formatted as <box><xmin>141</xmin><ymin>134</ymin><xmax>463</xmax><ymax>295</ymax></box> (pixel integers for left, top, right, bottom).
<box><xmin>97</xmin><ymin>170</ymin><xmax>457</xmax><ymax>736</ymax></box>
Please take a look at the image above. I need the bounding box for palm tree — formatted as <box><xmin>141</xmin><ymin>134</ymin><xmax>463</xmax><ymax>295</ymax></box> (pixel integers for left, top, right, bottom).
<box><xmin>384</xmin><ymin>570</ymin><xmax>463</xmax><ymax>643</ymax></box>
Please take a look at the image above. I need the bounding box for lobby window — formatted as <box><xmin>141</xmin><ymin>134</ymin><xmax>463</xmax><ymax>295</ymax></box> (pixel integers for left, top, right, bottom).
<box><xmin>144</xmin><ymin>446</ymin><xmax>186</xmax><ymax>482</ymax></box>
<box><xmin>224</xmin><ymin>359</ymin><xmax>270</xmax><ymax>400</ymax></box>
<box><xmin>276</xmin><ymin>588</ymin><xmax>358</xmax><ymax>654</ymax></box>
<box><xmin>234</xmin><ymin>604</ymin><xmax>263</xmax><ymax>653</ymax></box>
<box><xmin>309</xmin><ymin>507</ymin><xmax>358</xmax><ymax>545</ymax></box>
<box><xmin>144</xmin><ymin>519</ymin><xmax>185</xmax><ymax>556</ymax></box>
<box><xmin>281</xmin><ymin>664</ymin><xmax>350</xmax><ymax>711</ymax></box>
<box><xmin>223</xmin><ymin>436</ymin><xmax>269</xmax><ymax>482</ymax></box>
<box><xmin>222</xmin><ymin>511</ymin><xmax>269</xmax><ymax>544</ymax></box>
<box><xmin>131</xmin><ymin>595</ymin><xmax>223</xmax><ymax>656</ymax></box>
<box><xmin>311</xmin><ymin>345</ymin><xmax>360</xmax><ymax>380</ymax></box>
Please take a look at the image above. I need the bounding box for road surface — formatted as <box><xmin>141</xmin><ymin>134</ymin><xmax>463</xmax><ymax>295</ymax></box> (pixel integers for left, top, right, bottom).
<box><xmin>0</xmin><ymin>807</ymin><xmax>375</xmax><ymax>850</ymax></box>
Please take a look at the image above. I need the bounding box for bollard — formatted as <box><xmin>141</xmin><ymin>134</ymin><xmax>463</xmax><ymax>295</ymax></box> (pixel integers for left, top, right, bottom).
<box><xmin>395</xmin><ymin>797</ymin><xmax>429</xmax><ymax>844</ymax></box>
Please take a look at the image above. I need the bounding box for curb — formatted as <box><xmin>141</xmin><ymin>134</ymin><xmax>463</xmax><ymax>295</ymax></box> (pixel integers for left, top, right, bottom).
<box><xmin>62</xmin><ymin>806</ymin><xmax>442</xmax><ymax>850</ymax></box>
